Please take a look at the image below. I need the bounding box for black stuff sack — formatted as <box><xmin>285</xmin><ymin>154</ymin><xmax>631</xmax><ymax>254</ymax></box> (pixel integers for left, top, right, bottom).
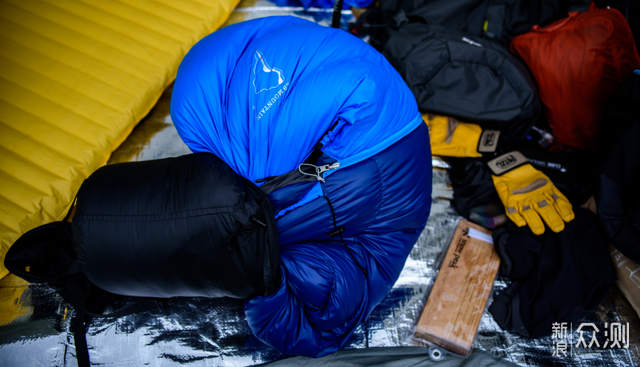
<box><xmin>5</xmin><ymin>153</ymin><xmax>281</xmax><ymax>366</ymax></box>
<box><xmin>71</xmin><ymin>153</ymin><xmax>281</xmax><ymax>299</ymax></box>
<box><xmin>5</xmin><ymin>153</ymin><xmax>280</xmax><ymax>298</ymax></box>
<box><xmin>6</xmin><ymin>152</ymin><xmax>281</xmax><ymax>304</ymax></box>
<box><xmin>383</xmin><ymin>23</ymin><xmax>540</xmax><ymax>141</ymax></box>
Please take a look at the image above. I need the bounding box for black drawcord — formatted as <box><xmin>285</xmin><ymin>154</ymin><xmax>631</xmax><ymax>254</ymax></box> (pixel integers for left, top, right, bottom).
<box><xmin>322</xmin><ymin>195</ymin><xmax>368</xmax><ymax>277</ymax></box>
<box><xmin>227</xmin><ymin>222</ymin><xmax>256</xmax><ymax>253</ymax></box>
<box><xmin>227</xmin><ymin>200</ymin><xmax>267</xmax><ymax>253</ymax></box>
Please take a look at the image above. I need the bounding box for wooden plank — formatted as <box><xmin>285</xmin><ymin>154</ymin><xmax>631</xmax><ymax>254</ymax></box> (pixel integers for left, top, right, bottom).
<box><xmin>609</xmin><ymin>244</ymin><xmax>640</xmax><ymax>319</ymax></box>
<box><xmin>414</xmin><ymin>219</ymin><xmax>500</xmax><ymax>357</ymax></box>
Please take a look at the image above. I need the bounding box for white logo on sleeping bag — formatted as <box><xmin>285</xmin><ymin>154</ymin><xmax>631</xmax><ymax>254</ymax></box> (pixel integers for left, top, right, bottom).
<box><xmin>253</xmin><ymin>50</ymin><xmax>285</xmax><ymax>94</ymax></box>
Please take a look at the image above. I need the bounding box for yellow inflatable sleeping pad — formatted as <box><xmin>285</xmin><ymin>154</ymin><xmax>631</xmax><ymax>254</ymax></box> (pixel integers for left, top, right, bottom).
<box><xmin>0</xmin><ymin>0</ymin><xmax>240</xmax><ymax>279</ymax></box>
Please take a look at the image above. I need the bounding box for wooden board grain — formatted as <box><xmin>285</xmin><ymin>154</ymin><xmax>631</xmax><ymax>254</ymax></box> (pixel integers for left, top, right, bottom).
<box><xmin>414</xmin><ymin>219</ymin><xmax>500</xmax><ymax>357</ymax></box>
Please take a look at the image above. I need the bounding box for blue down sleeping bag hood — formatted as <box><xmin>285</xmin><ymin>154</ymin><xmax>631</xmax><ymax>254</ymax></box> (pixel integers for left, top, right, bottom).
<box><xmin>270</xmin><ymin>0</ymin><xmax>374</xmax><ymax>10</ymax></box>
<box><xmin>171</xmin><ymin>16</ymin><xmax>432</xmax><ymax>357</ymax></box>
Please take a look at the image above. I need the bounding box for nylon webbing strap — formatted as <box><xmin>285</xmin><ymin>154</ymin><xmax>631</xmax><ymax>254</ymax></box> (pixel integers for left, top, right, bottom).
<box><xmin>62</xmin><ymin>278</ymin><xmax>165</xmax><ymax>366</ymax></box>
<box><xmin>62</xmin><ymin>280</ymin><xmax>91</xmax><ymax>367</ymax></box>
<box><xmin>331</xmin><ymin>0</ymin><xmax>344</xmax><ymax>28</ymax></box>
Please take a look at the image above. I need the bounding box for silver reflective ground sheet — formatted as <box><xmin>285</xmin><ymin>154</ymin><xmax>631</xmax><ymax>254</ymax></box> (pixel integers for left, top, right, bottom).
<box><xmin>1</xmin><ymin>2</ymin><xmax>638</xmax><ymax>366</ymax></box>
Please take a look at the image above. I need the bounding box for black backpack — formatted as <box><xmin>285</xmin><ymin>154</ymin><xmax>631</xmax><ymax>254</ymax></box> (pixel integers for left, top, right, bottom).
<box><xmin>351</xmin><ymin>0</ymin><xmax>571</xmax><ymax>49</ymax></box>
<box><xmin>5</xmin><ymin>153</ymin><xmax>281</xmax><ymax>367</ymax></box>
<box><xmin>383</xmin><ymin>22</ymin><xmax>541</xmax><ymax>141</ymax></box>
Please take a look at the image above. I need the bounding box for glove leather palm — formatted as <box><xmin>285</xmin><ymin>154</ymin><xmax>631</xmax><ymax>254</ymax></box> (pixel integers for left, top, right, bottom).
<box><xmin>492</xmin><ymin>163</ymin><xmax>574</xmax><ymax>235</ymax></box>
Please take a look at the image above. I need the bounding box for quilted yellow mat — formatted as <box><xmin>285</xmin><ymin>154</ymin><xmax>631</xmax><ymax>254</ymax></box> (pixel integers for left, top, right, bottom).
<box><xmin>0</xmin><ymin>0</ymin><xmax>240</xmax><ymax>279</ymax></box>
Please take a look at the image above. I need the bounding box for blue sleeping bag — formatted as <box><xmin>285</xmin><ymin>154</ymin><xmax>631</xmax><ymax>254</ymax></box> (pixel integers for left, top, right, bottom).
<box><xmin>270</xmin><ymin>0</ymin><xmax>374</xmax><ymax>9</ymax></box>
<box><xmin>170</xmin><ymin>16</ymin><xmax>432</xmax><ymax>357</ymax></box>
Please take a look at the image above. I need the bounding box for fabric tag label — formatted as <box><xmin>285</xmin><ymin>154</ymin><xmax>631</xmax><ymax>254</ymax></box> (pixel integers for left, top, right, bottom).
<box><xmin>487</xmin><ymin>151</ymin><xmax>528</xmax><ymax>176</ymax></box>
<box><xmin>478</xmin><ymin>130</ymin><xmax>500</xmax><ymax>153</ymax></box>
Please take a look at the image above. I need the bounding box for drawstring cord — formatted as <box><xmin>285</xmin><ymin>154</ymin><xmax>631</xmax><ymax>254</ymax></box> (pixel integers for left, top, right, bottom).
<box><xmin>322</xmin><ymin>195</ymin><xmax>368</xmax><ymax>278</ymax></box>
<box><xmin>227</xmin><ymin>200</ymin><xmax>267</xmax><ymax>253</ymax></box>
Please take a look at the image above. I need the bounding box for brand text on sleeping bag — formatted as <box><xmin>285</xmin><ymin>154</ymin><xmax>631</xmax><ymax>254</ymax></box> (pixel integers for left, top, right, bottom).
<box><xmin>253</xmin><ymin>50</ymin><xmax>289</xmax><ymax>120</ymax></box>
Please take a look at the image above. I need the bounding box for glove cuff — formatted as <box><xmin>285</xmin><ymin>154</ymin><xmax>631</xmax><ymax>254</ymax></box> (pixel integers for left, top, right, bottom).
<box><xmin>487</xmin><ymin>151</ymin><xmax>529</xmax><ymax>176</ymax></box>
<box><xmin>478</xmin><ymin>129</ymin><xmax>501</xmax><ymax>154</ymax></box>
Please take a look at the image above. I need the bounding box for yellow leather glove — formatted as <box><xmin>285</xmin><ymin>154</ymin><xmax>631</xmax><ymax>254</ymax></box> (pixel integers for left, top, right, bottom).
<box><xmin>424</xmin><ymin>113</ymin><xmax>500</xmax><ymax>157</ymax></box>
<box><xmin>488</xmin><ymin>151</ymin><xmax>575</xmax><ymax>235</ymax></box>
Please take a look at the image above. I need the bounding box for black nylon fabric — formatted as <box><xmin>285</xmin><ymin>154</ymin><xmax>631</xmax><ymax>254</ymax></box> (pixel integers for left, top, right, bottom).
<box><xmin>596</xmin><ymin>124</ymin><xmax>640</xmax><ymax>263</ymax></box>
<box><xmin>488</xmin><ymin>208</ymin><xmax>617</xmax><ymax>338</ymax></box>
<box><xmin>5</xmin><ymin>153</ymin><xmax>280</xmax><ymax>367</ymax></box>
<box><xmin>406</xmin><ymin>0</ymin><xmax>567</xmax><ymax>44</ymax></box>
<box><xmin>406</xmin><ymin>0</ymin><xmax>488</xmax><ymax>37</ymax></box>
<box><xmin>596</xmin><ymin>73</ymin><xmax>640</xmax><ymax>263</ymax></box>
<box><xmin>383</xmin><ymin>23</ymin><xmax>540</xmax><ymax>141</ymax></box>
<box><xmin>4</xmin><ymin>221</ymin><xmax>118</xmax><ymax>316</ymax></box>
<box><xmin>5</xmin><ymin>221</ymin><xmax>78</xmax><ymax>284</ymax></box>
<box><xmin>485</xmin><ymin>0</ymin><xmax>570</xmax><ymax>43</ymax></box>
<box><xmin>362</xmin><ymin>0</ymin><xmax>569</xmax><ymax>48</ymax></box>
<box><xmin>596</xmin><ymin>74</ymin><xmax>640</xmax><ymax>160</ymax></box>
<box><xmin>450</xmin><ymin>158</ymin><xmax>501</xmax><ymax>219</ymax></box>
<box><xmin>72</xmin><ymin>153</ymin><xmax>281</xmax><ymax>299</ymax></box>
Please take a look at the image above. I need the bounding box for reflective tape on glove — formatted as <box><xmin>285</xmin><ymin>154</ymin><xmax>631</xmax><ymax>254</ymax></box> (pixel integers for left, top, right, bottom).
<box><xmin>424</xmin><ymin>113</ymin><xmax>500</xmax><ymax>158</ymax></box>
<box><xmin>488</xmin><ymin>151</ymin><xmax>575</xmax><ymax>235</ymax></box>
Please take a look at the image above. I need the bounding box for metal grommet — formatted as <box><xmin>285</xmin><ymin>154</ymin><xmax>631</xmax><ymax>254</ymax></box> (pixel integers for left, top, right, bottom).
<box><xmin>429</xmin><ymin>346</ymin><xmax>446</xmax><ymax>361</ymax></box>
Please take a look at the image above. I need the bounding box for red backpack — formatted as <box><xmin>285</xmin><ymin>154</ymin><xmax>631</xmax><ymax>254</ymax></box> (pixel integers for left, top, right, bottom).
<box><xmin>510</xmin><ymin>3</ymin><xmax>640</xmax><ymax>150</ymax></box>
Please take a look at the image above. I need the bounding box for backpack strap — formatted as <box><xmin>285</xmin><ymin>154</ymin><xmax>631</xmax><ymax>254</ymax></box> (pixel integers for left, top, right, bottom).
<box><xmin>331</xmin><ymin>0</ymin><xmax>344</xmax><ymax>28</ymax></box>
<box><xmin>59</xmin><ymin>276</ymin><xmax>168</xmax><ymax>367</ymax></box>
<box><xmin>62</xmin><ymin>279</ymin><xmax>91</xmax><ymax>367</ymax></box>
